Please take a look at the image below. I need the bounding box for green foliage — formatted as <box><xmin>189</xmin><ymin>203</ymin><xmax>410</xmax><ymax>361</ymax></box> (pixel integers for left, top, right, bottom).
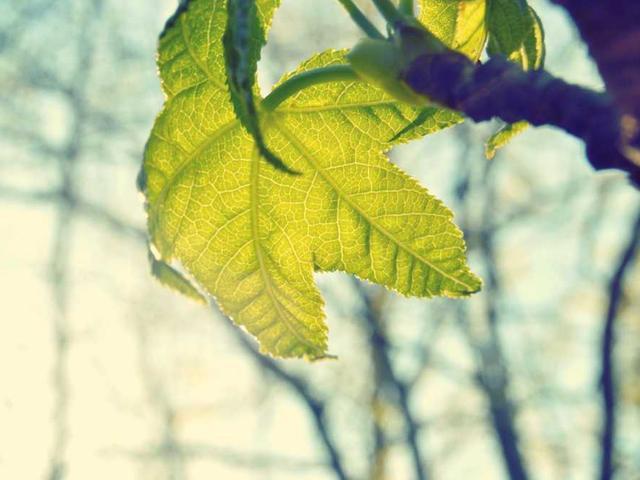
<box><xmin>418</xmin><ymin>0</ymin><xmax>544</xmax><ymax>68</ymax></box>
<box><xmin>347</xmin><ymin>38</ymin><xmax>430</xmax><ymax>107</ymax></box>
<box><xmin>418</xmin><ymin>0</ymin><xmax>488</xmax><ymax>61</ymax></box>
<box><xmin>488</xmin><ymin>4</ymin><xmax>545</xmax><ymax>70</ymax></box>
<box><xmin>417</xmin><ymin>0</ymin><xmax>545</xmax><ymax>156</ymax></box>
<box><xmin>486</xmin><ymin>0</ymin><xmax>528</xmax><ymax>59</ymax></box>
<box><xmin>141</xmin><ymin>0</ymin><xmax>483</xmax><ymax>359</ymax></box>
<box><xmin>485</xmin><ymin>121</ymin><xmax>529</xmax><ymax>159</ymax></box>
<box><xmin>485</xmin><ymin>2</ymin><xmax>546</xmax><ymax>156</ymax></box>
<box><xmin>223</xmin><ymin>0</ymin><xmax>296</xmax><ymax>173</ymax></box>
<box><xmin>149</xmin><ymin>251</ymin><xmax>206</xmax><ymax>304</ymax></box>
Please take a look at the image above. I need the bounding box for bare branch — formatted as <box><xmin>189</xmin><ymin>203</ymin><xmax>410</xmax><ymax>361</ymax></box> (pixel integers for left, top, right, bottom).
<box><xmin>552</xmin><ymin>1</ymin><xmax>640</xmax><ymax>122</ymax></box>
<box><xmin>354</xmin><ymin>282</ymin><xmax>430</xmax><ymax>480</ymax></box>
<box><xmin>451</xmin><ymin>133</ymin><xmax>531</xmax><ymax>480</ymax></box>
<box><xmin>104</xmin><ymin>443</ymin><xmax>325</xmax><ymax>472</ymax></box>
<box><xmin>213</xmin><ymin>304</ymin><xmax>349</xmax><ymax>480</ymax></box>
<box><xmin>598</xmin><ymin>206</ymin><xmax>640</xmax><ymax>480</ymax></box>
<box><xmin>403</xmin><ymin>52</ymin><xmax>640</xmax><ymax>186</ymax></box>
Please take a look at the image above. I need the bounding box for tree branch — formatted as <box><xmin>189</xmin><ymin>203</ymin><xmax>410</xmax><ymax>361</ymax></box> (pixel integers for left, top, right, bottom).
<box><xmin>354</xmin><ymin>282</ymin><xmax>430</xmax><ymax>480</ymax></box>
<box><xmin>598</xmin><ymin>206</ymin><xmax>640</xmax><ymax>480</ymax></box>
<box><xmin>106</xmin><ymin>443</ymin><xmax>325</xmax><ymax>472</ymax></box>
<box><xmin>403</xmin><ymin>52</ymin><xmax>640</xmax><ymax>186</ymax></box>
<box><xmin>450</xmin><ymin>132</ymin><xmax>531</xmax><ymax>480</ymax></box>
<box><xmin>552</xmin><ymin>1</ymin><xmax>640</xmax><ymax>122</ymax></box>
<box><xmin>214</xmin><ymin>305</ymin><xmax>349</xmax><ymax>480</ymax></box>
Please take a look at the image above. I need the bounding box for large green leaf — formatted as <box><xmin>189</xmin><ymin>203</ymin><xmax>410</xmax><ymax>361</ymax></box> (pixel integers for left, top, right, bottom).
<box><xmin>418</xmin><ymin>0</ymin><xmax>488</xmax><ymax>61</ymax></box>
<box><xmin>141</xmin><ymin>0</ymin><xmax>481</xmax><ymax>359</ymax></box>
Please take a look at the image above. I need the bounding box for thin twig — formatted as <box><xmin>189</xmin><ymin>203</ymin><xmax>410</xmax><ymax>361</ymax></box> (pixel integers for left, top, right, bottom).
<box><xmin>598</xmin><ymin>206</ymin><xmax>640</xmax><ymax>480</ymax></box>
<box><xmin>354</xmin><ymin>281</ymin><xmax>429</xmax><ymax>480</ymax></box>
<box><xmin>41</xmin><ymin>3</ymin><xmax>104</xmax><ymax>477</ymax></box>
<box><xmin>371</xmin><ymin>0</ymin><xmax>403</xmax><ymax>24</ymax></box>
<box><xmin>451</xmin><ymin>132</ymin><xmax>531</xmax><ymax>480</ymax></box>
<box><xmin>104</xmin><ymin>443</ymin><xmax>325</xmax><ymax>471</ymax></box>
<box><xmin>213</xmin><ymin>304</ymin><xmax>349</xmax><ymax>480</ymax></box>
<box><xmin>336</xmin><ymin>0</ymin><xmax>384</xmax><ymax>39</ymax></box>
<box><xmin>134</xmin><ymin>314</ymin><xmax>186</xmax><ymax>480</ymax></box>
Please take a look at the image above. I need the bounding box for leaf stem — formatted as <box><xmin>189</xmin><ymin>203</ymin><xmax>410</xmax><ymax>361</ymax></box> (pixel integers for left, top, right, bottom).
<box><xmin>371</xmin><ymin>0</ymin><xmax>404</xmax><ymax>25</ymax></box>
<box><xmin>261</xmin><ymin>65</ymin><xmax>359</xmax><ymax>111</ymax></box>
<box><xmin>398</xmin><ymin>0</ymin><xmax>414</xmax><ymax>15</ymax></box>
<box><xmin>336</xmin><ymin>0</ymin><xmax>384</xmax><ymax>39</ymax></box>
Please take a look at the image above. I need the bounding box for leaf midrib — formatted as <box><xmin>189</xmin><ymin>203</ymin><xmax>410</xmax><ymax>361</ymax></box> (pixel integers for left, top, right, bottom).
<box><xmin>249</xmin><ymin>147</ymin><xmax>323</xmax><ymax>355</ymax></box>
<box><xmin>273</xmin><ymin>120</ymin><xmax>475</xmax><ymax>293</ymax></box>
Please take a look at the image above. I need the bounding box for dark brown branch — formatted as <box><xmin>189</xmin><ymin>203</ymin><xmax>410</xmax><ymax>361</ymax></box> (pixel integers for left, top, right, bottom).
<box><xmin>552</xmin><ymin>1</ymin><xmax>640</xmax><ymax>122</ymax></box>
<box><xmin>598</xmin><ymin>206</ymin><xmax>640</xmax><ymax>480</ymax></box>
<box><xmin>403</xmin><ymin>52</ymin><xmax>640</xmax><ymax>186</ymax></box>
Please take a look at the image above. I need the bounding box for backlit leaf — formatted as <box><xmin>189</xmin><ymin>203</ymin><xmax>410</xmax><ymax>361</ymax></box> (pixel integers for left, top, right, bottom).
<box><xmin>223</xmin><ymin>0</ymin><xmax>296</xmax><ymax>173</ymax></box>
<box><xmin>141</xmin><ymin>0</ymin><xmax>481</xmax><ymax>359</ymax></box>
<box><xmin>149</xmin><ymin>251</ymin><xmax>207</xmax><ymax>304</ymax></box>
<box><xmin>486</xmin><ymin>0</ymin><xmax>528</xmax><ymax>59</ymax></box>
<box><xmin>418</xmin><ymin>0</ymin><xmax>488</xmax><ymax>61</ymax></box>
<box><xmin>487</xmin><ymin>3</ymin><xmax>544</xmax><ymax>69</ymax></box>
<box><xmin>485</xmin><ymin>120</ymin><xmax>529</xmax><ymax>159</ymax></box>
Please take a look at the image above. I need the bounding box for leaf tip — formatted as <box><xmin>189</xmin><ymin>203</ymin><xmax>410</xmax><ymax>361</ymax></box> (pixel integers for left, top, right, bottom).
<box><xmin>485</xmin><ymin>144</ymin><xmax>497</xmax><ymax>160</ymax></box>
<box><xmin>148</xmin><ymin>250</ymin><xmax>208</xmax><ymax>304</ymax></box>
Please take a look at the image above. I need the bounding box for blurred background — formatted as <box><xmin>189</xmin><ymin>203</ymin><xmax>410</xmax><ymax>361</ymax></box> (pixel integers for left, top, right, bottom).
<box><xmin>1</xmin><ymin>0</ymin><xmax>639</xmax><ymax>479</ymax></box>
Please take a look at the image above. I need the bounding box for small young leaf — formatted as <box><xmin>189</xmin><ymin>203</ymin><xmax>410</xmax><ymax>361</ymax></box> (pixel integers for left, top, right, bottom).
<box><xmin>486</xmin><ymin>0</ymin><xmax>528</xmax><ymax>59</ymax></box>
<box><xmin>485</xmin><ymin>4</ymin><xmax>545</xmax><ymax>157</ymax></box>
<box><xmin>347</xmin><ymin>38</ymin><xmax>430</xmax><ymax>107</ymax></box>
<box><xmin>488</xmin><ymin>4</ymin><xmax>544</xmax><ymax>69</ymax></box>
<box><xmin>389</xmin><ymin>108</ymin><xmax>444</xmax><ymax>142</ymax></box>
<box><xmin>517</xmin><ymin>6</ymin><xmax>545</xmax><ymax>70</ymax></box>
<box><xmin>143</xmin><ymin>0</ymin><xmax>480</xmax><ymax>359</ymax></box>
<box><xmin>485</xmin><ymin>120</ymin><xmax>529</xmax><ymax>159</ymax></box>
<box><xmin>223</xmin><ymin>0</ymin><xmax>297</xmax><ymax>174</ymax></box>
<box><xmin>418</xmin><ymin>0</ymin><xmax>488</xmax><ymax>61</ymax></box>
<box><xmin>149</xmin><ymin>252</ymin><xmax>207</xmax><ymax>304</ymax></box>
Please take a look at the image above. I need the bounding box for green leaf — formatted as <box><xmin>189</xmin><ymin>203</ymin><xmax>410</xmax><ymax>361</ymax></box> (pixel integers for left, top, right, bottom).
<box><xmin>487</xmin><ymin>3</ymin><xmax>544</xmax><ymax>69</ymax></box>
<box><xmin>485</xmin><ymin>4</ymin><xmax>545</xmax><ymax>157</ymax></box>
<box><xmin>516</xmin><ymin>6</ymin><xmax>545</xmax><ymax>70</ymax></box>
<box><xmin>223</xmin><ymin>0</ymin><xmax>297</xmax><ymax>173</ymax></box>
<box><xmin>418</xmin><ymin>0</ymin><xmax>488</xmax><ymax>61</ymax></box>
<box><xmin>149</xmin><ymin>251</ymin><xmax>207</xmax><ymax>304</ymax></box>
<box><xmin>485</xmin><ymin>120</ymin><xmax>528</xmax><ymax>159</ymax></box>
<box><xmin>389</xmin><ymin>108</ymin><xmax>437</xmax><ymax>142</ymax></box>
<box><xmin>486</xmin><ymin>0</ymin><xmax>527</xmax><ymax>59</ymax></box>
<box><xmin>142</xmin><ymin>0</ymin><xmax>481</xmax><ymax>359</ymax></box>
